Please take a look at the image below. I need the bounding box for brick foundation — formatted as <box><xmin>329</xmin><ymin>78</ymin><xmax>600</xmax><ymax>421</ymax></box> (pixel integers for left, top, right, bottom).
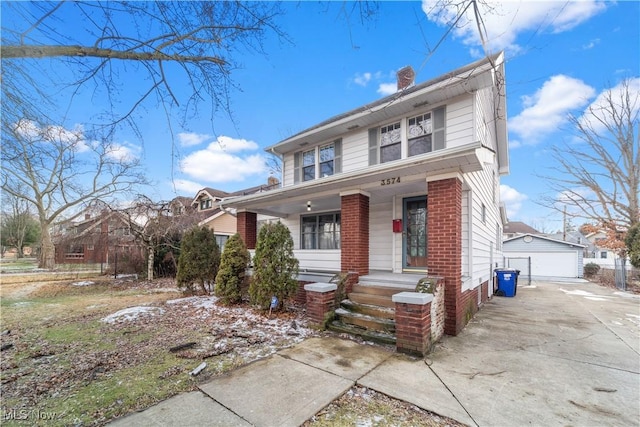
<box><xmin>429</xmin><ymin>277</ymin><xmax>446</xmax><ymax>343</ymax></box>
<box><xmin>294</xmin><ymin>281</ymin><xmax>312</xmax><ymax>305</ymax></box>
<box><xmin>481</xmin><ymin>280</ymin><xmax>489</xmax><ymax>304</ymax></box>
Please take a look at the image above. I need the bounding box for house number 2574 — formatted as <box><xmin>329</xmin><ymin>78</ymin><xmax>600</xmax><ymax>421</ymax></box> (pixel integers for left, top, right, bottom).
<box><xmin>381</xmin><ymin>177</ymin><xmax>401</xmax><ymax>186</ymax></box>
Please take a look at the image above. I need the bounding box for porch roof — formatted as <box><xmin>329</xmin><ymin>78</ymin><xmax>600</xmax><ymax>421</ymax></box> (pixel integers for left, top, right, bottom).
<box><xmin>220</xmin><ymin>143</ymin><xmax>489</xmax><ymax>218</ymax></box>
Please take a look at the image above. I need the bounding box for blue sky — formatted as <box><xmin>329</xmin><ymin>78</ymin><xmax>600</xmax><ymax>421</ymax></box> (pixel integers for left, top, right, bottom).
<box><xmin>4</xmin><ymin>1</ymin><xmax>640</xmax><ymax>232</ymax></box>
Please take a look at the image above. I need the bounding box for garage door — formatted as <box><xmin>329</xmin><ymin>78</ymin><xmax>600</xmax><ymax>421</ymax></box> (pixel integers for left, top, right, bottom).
<box><xmin>530</xmin><ymin>251</ymin><xmax>578</xmax><ymax>278</ymax></box>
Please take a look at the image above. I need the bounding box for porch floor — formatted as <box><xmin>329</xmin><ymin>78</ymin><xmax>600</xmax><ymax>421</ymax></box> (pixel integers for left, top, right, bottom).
<box><xmin>359</xmin><ymin>270</ymin><xmax>426</xmax><ymax>289</ymax></box>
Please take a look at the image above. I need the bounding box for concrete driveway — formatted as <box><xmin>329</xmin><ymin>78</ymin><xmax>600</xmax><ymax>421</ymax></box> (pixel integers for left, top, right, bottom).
<box><xmin>361</xmin><ymin>279</ymin><xmax>640</xmax><ymax>426</ymax></box>
<box><xmin>110</xmin><ymin>279</ymin><xmax>639</xmax><ymax>426</ymax></box>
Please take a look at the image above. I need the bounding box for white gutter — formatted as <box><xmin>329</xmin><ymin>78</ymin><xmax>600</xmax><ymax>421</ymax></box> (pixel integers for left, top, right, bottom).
<box><xmin>224</xmin><ymin>142</ymin><xmax>485</xmax><ymax>208</ymax></box>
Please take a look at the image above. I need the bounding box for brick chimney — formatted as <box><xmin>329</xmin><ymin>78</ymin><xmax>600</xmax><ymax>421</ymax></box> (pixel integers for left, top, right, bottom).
<box><xmin>397</xmin><ymin>66</ymin><xmax>415</xmax><ymax>91</ymax></box>
<box><xmin>267</xmin><ymin>175</ymin><xmax>280</xmax><ymax>188</ymax></box>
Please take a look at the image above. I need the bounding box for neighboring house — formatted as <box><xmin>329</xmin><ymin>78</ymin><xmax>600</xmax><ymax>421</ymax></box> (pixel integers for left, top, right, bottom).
<box><xmin>222</xmin><ymin>53</ymin><xmax>509</xmax><ymax>336</ymax></box>
<box><xmin>190</xmin><ymin>179</ymin><xmax>280</xmax><ymax>250</ymax></box>
<box><xmin>503</xmin><ymin>221</ymin><xmax>539</xmax><ymax>239</ymax></box>
<box><xmin>53</xmin><ymin>209</ymin><xmax>142</xmax><ymax>265</ymax></box>
<box><xmin>503</xmin><ymin>233</ymin><xmax>586</xmax><ymax>279</ymax></box>
<box><xmin>584</xmin><ymin>231</ymin><xmax>617</xmax><ymax>260</ymax></box>
<box><xmin>544</xmin><ymin>230</ymin><xmax>595</xmax><ymax>258</ymax></box>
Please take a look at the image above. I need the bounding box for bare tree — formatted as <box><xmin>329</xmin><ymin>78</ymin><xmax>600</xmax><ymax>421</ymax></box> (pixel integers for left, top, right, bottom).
<box><xmin>540</xmin><ymin>78</ymin><xmax>639</xmax><ymax>252</ymax></box>
<box><xmin>1</xmin><ymin>1</ymin><xmax>286</xmax><ymax>136</ymax></box>
<box><xmin>1</xmin><ymin>2</ymin><xmax>286</xmax><ymax>270</ymax></box>
<box><xmin>118</xmin><ymin>195</ymin><xmax>204</xmax><ymax>280</ymax></box>
<box><xmin>1</xmin><ymin>119</ymin><xmax>147</xmax><ymax>269</ymax></box>
<box><xmin>1</xmin><ymin>190</ymin><xmax>41</xmax><ymax>258</ymax></box>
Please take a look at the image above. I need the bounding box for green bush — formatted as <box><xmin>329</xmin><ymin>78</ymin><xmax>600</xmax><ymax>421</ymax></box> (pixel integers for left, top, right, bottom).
<box><xmin>583</xmin><ymin>262</ymin><xmax>601</xmax><ymax>277</ymax></box>
<box><xmin>625</xmin><ymin>223</ymin><xmax>640</xmax><ymax>269</ymax></box>
<box><xmin>249</xmin><ymin>222</ymin><xmax>299</xmax><ymax>310</ymax></box>
<box><xmin>176</xmin><ymin>226</ymin><xmax>220</xmax><ymax>294</ymax></box>
<box><xmin>215</xmin><ymin>233</ymin><xmax>250</xmax><ymax>304</ymax></box>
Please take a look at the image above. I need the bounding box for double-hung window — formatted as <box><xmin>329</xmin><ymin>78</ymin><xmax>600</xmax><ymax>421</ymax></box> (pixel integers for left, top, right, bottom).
<box><xmin>294</xmin><ymin>139</ymin><xmax>342</xmax><ymax>184</ymax></box>
<box><xmin>380</xmin><ymin>122</ymin><xmax>401</xmax><ymax>163</ymax></box>
<box><xmin>301</xmin><ymin>213</ymin><xmax>340</xmax><ymax>249</ymax></box>
<box><xmin>407</xmin><ymin>112</ymin><xmax>432</xmax><ymax>156</ymax></box>
<box><xmin>302</xmin><ymin>149</ymin><xmax>315</xmax><ymax>181</ymax></box>
<box><xmin>319</xmin><ymin>143</ymin><xmax>335</xmax><ymax>178</ymax></box>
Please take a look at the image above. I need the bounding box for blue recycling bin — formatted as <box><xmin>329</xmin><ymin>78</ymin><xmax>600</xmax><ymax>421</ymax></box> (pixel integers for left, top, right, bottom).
<box><xmin>495</xmin><ymin>268</ymin><xmax>518</xmax><ymax>297</ymax></box>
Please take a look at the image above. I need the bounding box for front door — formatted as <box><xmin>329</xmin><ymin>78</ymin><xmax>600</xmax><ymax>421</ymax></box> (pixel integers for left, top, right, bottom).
<box><xmin>403</xmin><ymin>196</ymin><xmax>428</xmax><ymax>271</ymax></box>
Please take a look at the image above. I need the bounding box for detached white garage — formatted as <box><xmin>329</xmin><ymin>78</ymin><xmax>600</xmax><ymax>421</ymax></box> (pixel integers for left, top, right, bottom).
<box><xmin>503</xmin><ymin>234</ymin><xmax>585</xmax><ymax>279</ymax></box>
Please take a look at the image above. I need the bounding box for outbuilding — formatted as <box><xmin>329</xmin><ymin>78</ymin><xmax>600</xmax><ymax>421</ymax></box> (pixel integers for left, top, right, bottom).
<box><xmin>503</xmin><ymin>233</ymin><xmax>585</xmax><ymax>279</ymax></box>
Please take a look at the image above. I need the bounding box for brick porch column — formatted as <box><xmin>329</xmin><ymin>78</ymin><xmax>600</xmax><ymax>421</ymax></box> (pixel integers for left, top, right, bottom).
<box><xmin>340</xmin><ymin>191</ymin><xmax>369</xmax><ymax>275</ymax></box>
<box><xmin>427</xmin><ymin>177</ymin><xmax>463</xmax><ymax>336</ymax></box>
<box><xmin>237</xmin><ymin>210</ymin><xmax>257</xmax><ymax>249</ymax></box>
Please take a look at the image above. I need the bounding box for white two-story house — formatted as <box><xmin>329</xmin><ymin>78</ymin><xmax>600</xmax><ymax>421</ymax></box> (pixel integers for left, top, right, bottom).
<box><xmin>223</xmin><ymin>53</ymin><xmax>508</xmax><ymax>336</ymax></box>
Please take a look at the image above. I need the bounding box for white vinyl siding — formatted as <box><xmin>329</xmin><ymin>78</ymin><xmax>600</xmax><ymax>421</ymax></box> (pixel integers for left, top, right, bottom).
<box><xmin>504</xmin><ymin>237</ymin><xmax>583</xmax><ymax>278</ymax></box>
<box><xmin>474</xmin><ymin>86</ymin><xmax>497</xmax><ymax>151</ymax></box>
<box><xmin>446</xmin><ymin>96</ymin><xmax>474</xmax><ymax>149</ymax></box>
<box><xmin>369</xmin><ymin>200</ymin><xmax>393</xmax><ymax>271</ymax></box>
<box><xmin>464</xmin><ymin>156</ymin><xmax>501</xmax><ymax>292</ymax></box>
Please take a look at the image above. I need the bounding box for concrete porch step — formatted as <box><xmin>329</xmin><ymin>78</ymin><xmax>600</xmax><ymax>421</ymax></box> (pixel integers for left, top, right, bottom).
<box><xmin>348</xmin><ymin>292</ymin><xmax>395</xmax><ymax>309</ymax></box>
<box><xmin>327</xmin><ymin>320</ymin><xmax>396</xmax><ymax>346</ymax></box>
<box><xmin>334</xmin><ymin>308</ymin><xmax>395</xmax><ymax>333</ymax></box>
<box><xmin>340</xmin><ymin>299</ymin><xmax>395</xmax><ymax>320</ymax></box>
<box><xmin>351</xmin><ymin>284</ymin><xmax>408</xmax><ymax>297</ymax></box>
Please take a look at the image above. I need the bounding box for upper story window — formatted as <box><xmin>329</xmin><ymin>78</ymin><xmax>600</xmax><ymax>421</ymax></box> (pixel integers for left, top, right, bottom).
<box><xmin>319</xmin><ymin>143</ymin><xmax>335</xmax><ymax>177</ymax></box>
<box><xmin>369</xmin><ymin>105</ymin><xmax>446</xmax><ymax>166</ymax></box>
<box><xmin>200</xmin><ymin>199</ymin><xmax>212</xmax><ymax>210</ymax></box>
<box><xmin>302</xmin><ymin>149</ymin><xmax>315</xmax><ymax>181</ymax></box>
<box><xmin>407</xmin><ymin>113</ymin><xmax>432</xmax><ymax>156</ymax></box>
<box><xmin>294</xmin><ymin>139</ymin><xmax>342</xmax><ymax>184</ymax></box>
<box><xmin>380</xmin><ymin>122</ymin><xmax>401</xmax><ymax>163</ymax></box>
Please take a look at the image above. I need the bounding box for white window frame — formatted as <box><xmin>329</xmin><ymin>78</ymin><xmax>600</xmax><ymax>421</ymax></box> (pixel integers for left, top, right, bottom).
<box><xmin>379</xmin><ymin>121</ymin><xmax>402</xmax><ymax>163</ymax></box>
<box><xmin>300</xmin><ymin>212</ymin><xmax>341</xmax><ymax>250</ymax></box>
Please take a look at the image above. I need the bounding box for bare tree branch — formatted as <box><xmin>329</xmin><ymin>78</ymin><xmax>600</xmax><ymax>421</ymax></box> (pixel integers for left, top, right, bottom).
<box><xmin>539</xmin><ymin>78</ymin><xmax>640</xmax><ymax>251</ymax></box>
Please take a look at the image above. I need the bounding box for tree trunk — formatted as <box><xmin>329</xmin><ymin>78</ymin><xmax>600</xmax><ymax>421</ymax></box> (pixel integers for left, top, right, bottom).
<box><xmin>147</xmin><ymin>246</ymin><xmax>154</xmax><ymax>281</ymax></box>
<box><xmin>39</xmin><ymin>222</ymin><xmax>55</xmax><ymax>269</ymax></box>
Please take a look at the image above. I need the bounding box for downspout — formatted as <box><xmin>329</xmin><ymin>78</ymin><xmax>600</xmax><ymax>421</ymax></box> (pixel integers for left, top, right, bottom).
<box><xmin>216</xmin><ymin>197</ymin><xmax>238</xmax><ymax>218</ymax></box>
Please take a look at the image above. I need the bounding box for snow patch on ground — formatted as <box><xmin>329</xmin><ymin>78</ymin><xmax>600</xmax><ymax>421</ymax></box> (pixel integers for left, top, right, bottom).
<box><xmin>626</xmin><ymin>313</ymin><xmax>640</xmax><ymax>326</ymax></box>
<box><xmin>71</xmin><ymin>281</ymin><xmax>95</xmax><ymax>287</ymax></box>
<box><xmin>559</xmin><ymin>289</ymin><xmax>611</xmax><ymax>300</ymax></box>
<box><xmin>166</xmin><ymin>295</ymin><xmax>218</xmax><ymax>309</ymax></box>
<box><xmin>101</xmin><ymin>306</ymin><xmax>165</xmax><ymax>324</ymax></box>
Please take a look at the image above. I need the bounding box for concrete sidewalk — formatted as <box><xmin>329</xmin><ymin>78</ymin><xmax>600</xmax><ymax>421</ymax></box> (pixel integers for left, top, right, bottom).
<box><xmin>110</xmin><ymin>280</ymin><xmax>640</xmax><ymax>426</ymax></box>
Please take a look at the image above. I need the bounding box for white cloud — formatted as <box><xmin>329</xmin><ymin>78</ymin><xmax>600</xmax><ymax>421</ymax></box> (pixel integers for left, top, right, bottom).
<box><xmin>172</xmin><ymin>179</ymin><xmax>203</xmax><ymax>194</ymax></box>
<box><xmin>422</xmin><ymin>0</ymin><xmax>607</xmax><ymax>53</ymax></box>
<box><xmin>377</xmin><ymin>83</ymin><xmax>397</xmax><ymax>96</ymax></box>
<box><xmin>354</xmin><ymin>72</ymin><xmax>372</xmax><ymax>86</ymax></box>
<box><xmin>180</xmin><ymin>135</ymin><xmax>266</xmax><ymax>183</ymax></box>
<box><xmin>509</xmin><ymin>75</ymin><xmax>595</xmax><ymax>143</ymax></box>
<box><xmin>178</xmin><ymin>132</ymin><xmax>211</xmax><ymax>147</ymax></box>
<box><xmin>582</xmin><ymin>38</ymin><xmax>600</xmax><ymax>50</ymax></box>
<box><xmin>500</xmin><ymin>184</ymin><xmax>528</xmax><ymax>219</ymax></box>
<box><xmin>14</xmin><ymin>119</ymin><xmax>89</xmax><ymax>152</ymax></box>
<box><xmin>578</xmin><ymin>77</ymin><xmax>640</xmax><ymax>133</ymax></box>
<box><xmin>105</xmin><ymin>142</ymin><xmax>140</xmax><ymax>162</ymax></box>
